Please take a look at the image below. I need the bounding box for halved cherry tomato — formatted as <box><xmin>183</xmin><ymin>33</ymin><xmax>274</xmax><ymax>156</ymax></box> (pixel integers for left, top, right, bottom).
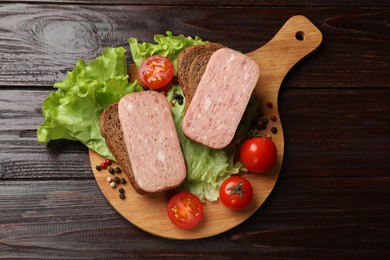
<box><xmin>240</xmin><ymin>136</ymin><xmax>277</xmax><ymax>173</ymax></box>
<box><xmin>167</xmin><ymin>192</ymin><xmax>203</xmax><ymax>229</ymax></box>
<box><xmin>138</xmin><ymin>55</ymin><xmax>174</xmax><ymax>90</ymax></box>
<box><xmin>219</xmin><ymin>176</ymin><xmax>253</xmax><ymax>210</ymax></box>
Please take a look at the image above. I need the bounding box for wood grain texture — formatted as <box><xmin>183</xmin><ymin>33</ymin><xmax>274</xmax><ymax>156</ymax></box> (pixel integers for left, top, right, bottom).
<box><xmin>1</xmin><ymin>89</ymin><xmax>389</xmax><ymax>180</ymax></box>
<box><xmin>1</xmin><ymin>1</ymin><xmax>389</xmax><ymax>258</ymax></box>
<box><xmin>1</xmin><ymin>178</ymin><xmax>389</xmax><ymax>258</ymax></box>
<box><xmin>0</xmin><ymin>5</ymin><xmax>388</xmax><ymax>88</ymax></box>
<box><xmin>90</xmin><ymin>150</ymin><xmax>280</xmax><ymax>240</ymax></box>
<box><xmin>0</xmin><ymin>0</ymin><xmax>389</xmax><ymax>6</ymax></box>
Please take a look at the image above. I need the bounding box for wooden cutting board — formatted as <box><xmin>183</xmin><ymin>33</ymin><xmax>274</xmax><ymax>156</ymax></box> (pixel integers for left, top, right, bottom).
<box><xmin>89</xmin><ymin>15</ymin><xmax>322</xmax><ymax>240</ymax></box>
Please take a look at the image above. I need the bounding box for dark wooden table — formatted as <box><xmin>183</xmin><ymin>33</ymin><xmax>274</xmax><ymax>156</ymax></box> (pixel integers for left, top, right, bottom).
<box><xmin>1</xmin><ymin>1</ymin><xmax>389</xmax><ymax>259</ymax></box>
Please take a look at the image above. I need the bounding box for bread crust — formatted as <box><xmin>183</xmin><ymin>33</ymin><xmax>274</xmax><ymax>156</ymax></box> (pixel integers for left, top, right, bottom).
<box><xmin>177</xmin><ymin>43</ymin><xmax>224</xmax><ymax>108</ymax></box>
<box><xmin>99</xmin><ymin>103</ymin><xmax>146</xmax><ymax>194</ymax></box>
<box><xmin>181</xmin><ymin>48</ymin><xmax>260</xmax><ymax>149</ymax></box>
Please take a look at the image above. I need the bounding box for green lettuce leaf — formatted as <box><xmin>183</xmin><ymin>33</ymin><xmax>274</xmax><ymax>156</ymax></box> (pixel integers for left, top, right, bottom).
<box><xmin>37</xmin><ymin>47</ymin><xmax>141</xmax><ymax>160</ymax></box>
<box><xmin>129</xmin><ymin>31</ymin><xmax>206</xmax><ymax>73</ymax></box>
<box><xmin>169</xmin><ymin>86</ymin><xmax>243</xmax><ymax>201</ymax></box>
<box><xmin>37</xmin><ymin>32</ymin><xmax>256</xmax><ymax>202</ymax></box>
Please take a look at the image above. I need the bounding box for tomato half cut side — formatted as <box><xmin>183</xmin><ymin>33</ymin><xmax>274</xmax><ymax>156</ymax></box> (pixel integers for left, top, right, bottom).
<box><xmin>138</xmin><ymin>55</ymin><xmax>174</xmax><ymax>90</ymax></box>
<box><xmin>167</xmin><ymin>192</ymin><xmax>203</xmax><ymax>229</ymax></box>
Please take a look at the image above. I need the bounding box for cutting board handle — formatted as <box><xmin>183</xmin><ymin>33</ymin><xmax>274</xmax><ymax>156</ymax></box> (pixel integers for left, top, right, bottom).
<box><xmin>247</xmin><ymin>15</ymin><xmax>323</xmax><ymax>99</ymax></box>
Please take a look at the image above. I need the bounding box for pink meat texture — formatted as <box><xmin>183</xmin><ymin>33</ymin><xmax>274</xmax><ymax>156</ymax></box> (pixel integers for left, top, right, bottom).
<box><xmin>118</xmin><ymin>91</ymin><xmax>186</xmax><ymax>193</ymax></box>
<box><xmin>182</xmin><ymin>48</ymin><xmax>260</xmax><ymax>149</ymax></box>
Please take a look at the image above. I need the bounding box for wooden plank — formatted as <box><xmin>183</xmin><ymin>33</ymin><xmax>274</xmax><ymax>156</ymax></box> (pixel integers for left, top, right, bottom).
<box><xmin>0</xmin><ymin>0</ymin><xmax>389</xmax><ymax>7</ymax></box>
<box><xmin>1</xmin><ymin>89</ymin><xmax>389</xmax><ymax>180</ymax></box>
<box><xmin>0</xmin><ymin>5</ymin><xmax>388</xmax><ymax>88</ymax></box>
<box><xmin>0</xmin><ymin>90</ymin><xmax>90</xmax><ymax>179</ymax></box>
<box><xmin>280</xmin><ymin>89</ymin><xmax>390</xmax><ymax>178</ymax></box>
<box><xmin>0</xmin><ymin>178</ymin><xmax>389</xmax><ymax>258</ymax></box>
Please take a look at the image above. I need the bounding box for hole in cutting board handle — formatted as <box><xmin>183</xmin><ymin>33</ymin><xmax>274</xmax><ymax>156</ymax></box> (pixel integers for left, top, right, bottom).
<box><xmin>295</xmin><ymin>31</ymin><xmax>305</xmax><ymax>41</ymax></box>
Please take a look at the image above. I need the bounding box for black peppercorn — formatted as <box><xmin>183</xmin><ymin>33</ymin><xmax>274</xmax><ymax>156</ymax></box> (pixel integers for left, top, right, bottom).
<box><xmin>254</xmin><ymin>111</ymin><xmax>264</xmax><ymax>121</ymax></box>
<box><xmin>114</xmin><ymin>177</ymin><xmax>121</xmax><ymax>184</ymax></box>
<box><xmin>256</xmin><ymin>118</ymin><xmax>269</xmax><ymax>130</ymax></box>
<box><xmin>174</xmin><ymin>93</ymin><xmax>184</xmax><ymax>99</ymax></box>
<box><xmin>95</xmin><ymin>165</ymin><xmax>102</xmax><ymax>171</ymax></box>
<box><xmin>108</xmin><ymin>167</ymin><xmax>115</xmax><ymax>175</ymax></box>
<box><xmin>119</xmin><ymin>188</ymin><xmax>125</xmax><ymax>194</ymax></box>
<box><xmin>115</xmin><ymin>167</ymin><xmax>122</xmax><ymax>174</ymax></box>
<box><xmin>121</xmin><ymin>178</ymin><xmax>126</xmax><ymax>184</ymax></box>
<box><xmin>119</xmin><ymin>193</ymin><xmax>125</xmax><ymax>200</ymax></box>
<box><xmin>271</xmin><ymin>127</ymin><xmax>278</xmax><ymax>134</ymax></box>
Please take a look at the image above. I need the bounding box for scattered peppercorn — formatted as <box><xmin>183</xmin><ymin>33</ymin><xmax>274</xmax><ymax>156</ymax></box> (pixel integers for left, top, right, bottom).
<box><xmin>106</xmin><ymin>177</ymin><xmax>112</xmax><ymax>183</ymax></box>
<box><xmin>96</xmin><ymin>165</ymin><xmax>102</xmax><ymax>171</ymax></box>
<box><xmin>105</xmin><ymin>159</ymin><xmax>112</xmax><ymax>166</ymax></box>
<box><xmin>172</xmin><ymin>76</ymin><xmax>179</xmax><ymax>84</ymax></box>
<box><xmin>142</xmin><ymin>86</ymin><xmax>150</xmax><ymax>91</ymax></box>
<box><xmin>110</xmin><ymin>182</ymin><xmax>116</xmax><ymax>188</ymax></box>
<box><xmin>256</xmin><ymin>118</ymin><xmax>269</xmax><ymax>130</ymax></box>
<box><xmin>271</xmin><ymin>127</ymin><xmax>278</xmax><ymax>134</ymax></box>
<box><xmin>255</xmin><ymin>111</ymin><xmax>264</xmax><ymax>119</ymax></box>
<box><xmin>173</xmin><ymin>93</ymin><xmax>184</xmax><ymax>105</ymax></box>
<box><xmin>100</xmin><ymin>162</ymin><xmax>108</xmax><ymax>170</ymax></box>
<box><xmin>266</xmin><ymin>101</ymin><xmax>273</xmax><ymax>109</ymax></box>
<box><xmin>119</xmin><ymin>193</ymin><xmax>125</xmax><ymax>200</ymax></box>
<box><xmin>121</xmin><ymin>178</ymin><xmax>126</xmax><ymax>184</ymax></box>
<box><xmin>114</xmin><ymin>177</ymin><xmax>121</xmax><ymax>184</ymax></box>
<box><xmin>108</xmin><ymin>167</ymin><xmax>115</xmax><ymax>175</ymax></box>
<box><xmin>119</xmin><ymin>188</ymin><xmax>125</xmax><ymax>194</ymax></box>
<box><xmin>173</xmin><ymin>93</ymin><xmax>184</xmax><ymax>100</ymax></box>
<box><xmin>270</xmin><ymin>115</ymin><xmax>277</xmax><ymax>122</ymax></box>
<box><xmin>115</xmin><ymin>167</ymin><xmax>122</xmax><ymax>174</ymax></box>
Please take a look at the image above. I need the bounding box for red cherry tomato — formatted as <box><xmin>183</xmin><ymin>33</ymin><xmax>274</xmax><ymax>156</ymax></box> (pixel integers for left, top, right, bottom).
<box><xmin>138</xmin><ymin>55</ymin><xmax>174</xmax><ymax>90</ymax></box>
<box><xmin>167</xmin><ymin>192</ymin><xmax>203</xmax><ymax>229</ymax></box>
<box><xmin>240</xmin><ymin>136</ymin><xmax>277</xmax><ymax>173</ymax></box>
<box><xmin>219</xmin><ymin>176</ymin><xmax>253</xmax><ymax>210</ymax></box>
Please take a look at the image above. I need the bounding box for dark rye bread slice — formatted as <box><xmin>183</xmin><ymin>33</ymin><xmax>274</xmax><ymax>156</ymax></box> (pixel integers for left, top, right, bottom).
<box><xmin>177</xmin><ymin>43</ymin><xmax>224</xmax><ymax>108</ymax></box>
<box><xmin>99</xmin><ymin>103</ymin><xmax>145</xmax><ymax>194</ymax></box>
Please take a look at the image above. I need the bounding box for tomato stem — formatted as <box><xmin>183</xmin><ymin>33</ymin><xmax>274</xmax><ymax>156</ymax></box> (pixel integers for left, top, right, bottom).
<box><xmin>248</xmin><ymin>129</ymin><xmax>272</xmax><ymax>139</ymax></box>
<box><xmin>227</xmin><ymin>181</ymin><xmax>246</xmax><ymax>198</ymax></box>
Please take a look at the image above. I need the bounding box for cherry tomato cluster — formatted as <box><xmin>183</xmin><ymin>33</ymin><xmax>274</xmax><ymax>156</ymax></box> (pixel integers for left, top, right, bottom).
<box><xmin>218</xmin><ymin>135</ymin><xmax>277</xmax><ymax>211</ymax></box>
